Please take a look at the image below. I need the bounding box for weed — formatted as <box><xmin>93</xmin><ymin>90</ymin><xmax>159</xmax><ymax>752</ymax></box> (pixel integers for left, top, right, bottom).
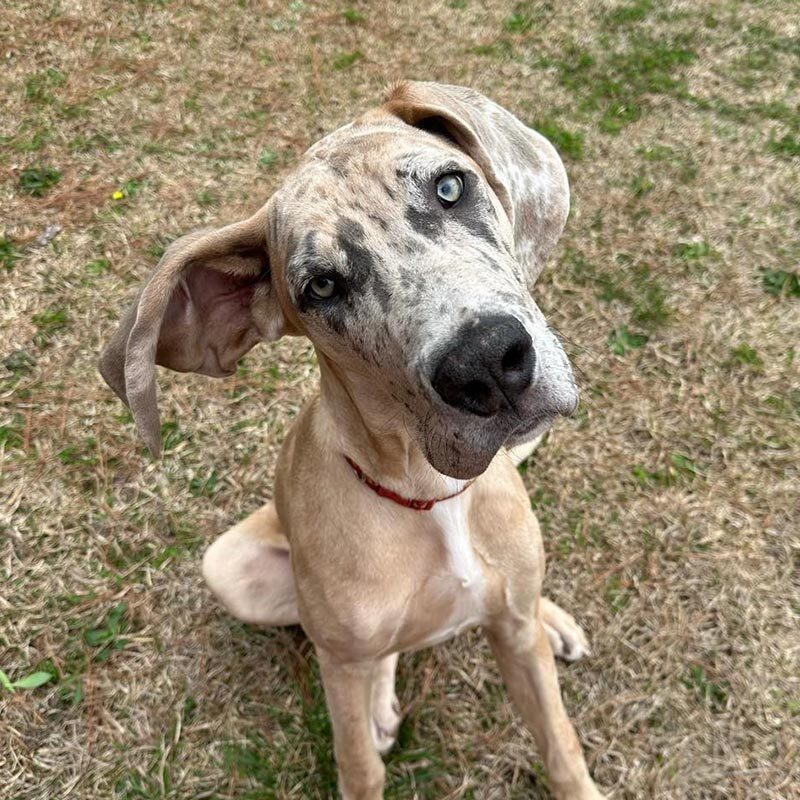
<box><xmin>85</xmin><ymin>258</ymin><xmax>111</xmax><ymax>276</ymax></box>
<box><xmin>673</xmin><ymin>241</ymin><xmax>712</xmax><ymax>261</ymax></box>
<box><xmin>504</xmin><ymin>13</ymin><xmax>534</xmax><ymax>34</ymax></box>
<box><xmin>0</xmin><ymin>669</ymin><xmax>54</xmax><ymax>692</ymax></box>
<box><xmin>631</xmin><ymin>174</ymin><xmax>654</xmax><ymax>197</ymax></box>
<box><xmin>767</xmin><ymin>134</ymin><xmax>800</xmax><ymax>159</ymax></box>
<box><xmin>111</xmin><ymin>178</ymin><xmax>144</xmax><ymax>204</ymax></box>
<box><xmin>1</xmin><ymin>236</ymin><xmax>21</xmax><ymax>270</ymax></box>
<box><xmin>84</xmin><ymin>603</ymin><xmax>129</xmax><ymax>662</ymax></box>
<box><xmin>32</xmin><ymin>306</ymin><xmax>70</xmax><ymax>347</ymax></box>
<box><xmin>343</xmin><ymin>8</ymin><xmax>364</xmax><ymax>24</ymax></box>
<box><xmin>608</xmin><ymin>325</ymin><xmax>648</xmax><ymax>355</ymax></box>
<box><xmin>24</xmin><ymin>68</ymin><xmax>67</xmax><ymax>103</ymax></box>
<box><xmin>729</xmin><ymin>343</ymin><xmax>763</xmax><ymax>369</ymax></box>
<box><xmin>760</xmin><ymin>268</ymin><xmax>800</xmax><ymax>298</ymax></box>
<box><xmin>19</xmin><ymin>165</ymin><xmax>62</xmax><ymax>197</ymax></box>
<box><xmin>258</xmin><ymin>148</ymin><xmax>279</xmax><ymax>168</ymax></box>
<box><xmin>604</xmin><ymin>0</ymin><xmax>653</xmax><ymax>27</ymax></box>
<box><xmin>605</xmin><ymin>575</ymin><xmax>630</xmax><ymax>614</ymax></box>
<box><xmin>0</xmin><ymin>414</ymin><xmax>25</xmax><ymax>449</ymax></box>
<box><xmin>683</xmin><ymin>666</ymin><xmax>729</xmax><ymax>712</ymax></box>
<box><xmin>196</xmin><ymin>189</ymin><xmax>217</xmax><ymax>206</ymax></box>
<box><xmin>471</xmin><ymin>40</ymin><xmax>514</xmax><ymax>59</ymax></box>
<box><xmin>3</xmin><ymin>350</ymin><xmax>36</xmax><ymax>381</ymax></box>
<box><xmin>189</xmin><ymin>468</ymin><xmax>220</xmax><ymax>497</ymax></box>
<box><xmin>333</xmin><ymin>50</ymin><xmax>364</xmax><ymax>70</ymax></box>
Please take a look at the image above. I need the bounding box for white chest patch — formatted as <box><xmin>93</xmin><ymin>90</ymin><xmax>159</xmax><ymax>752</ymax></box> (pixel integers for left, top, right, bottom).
<box><xmin>418</xmin><ymin>487</ymin><xmax>486</xmax><ymax>648</ymax></box>
<box><xmin>429</xmin><ymin>488</ymin><xmax>483</xmax><ymax>587</ymax></box>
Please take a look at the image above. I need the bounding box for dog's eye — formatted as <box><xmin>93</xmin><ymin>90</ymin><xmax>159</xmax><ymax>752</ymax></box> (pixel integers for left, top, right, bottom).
<box><xmin>436</xmin><ymin>173</ymin><xmax>464</xmax><ymax>208</ymax></box>
<box><xmin>305</xmin><ymin>275</ymin><xmax>338</xmax><ymax>301</ymax></box>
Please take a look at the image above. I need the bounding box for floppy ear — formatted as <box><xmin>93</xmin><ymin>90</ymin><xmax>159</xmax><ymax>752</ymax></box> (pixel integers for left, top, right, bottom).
<box><xmin>99</xmin><ymin>205</ymin><xmax>285</xmax><ymax>456</ymax></box>
<box><xmin>383</xmin><ymin>81</ymin><xmax>570</xmax><ymax>287</ymax></box>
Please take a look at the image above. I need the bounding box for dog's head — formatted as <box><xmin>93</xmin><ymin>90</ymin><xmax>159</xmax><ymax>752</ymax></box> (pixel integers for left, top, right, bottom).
<box><xmin>100</xmin><ymin>82</ymin><xmax>578</xmax><ymax>479</ymax></box>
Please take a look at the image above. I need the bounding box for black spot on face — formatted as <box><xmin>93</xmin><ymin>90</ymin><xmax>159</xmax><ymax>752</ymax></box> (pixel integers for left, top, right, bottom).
<box><xmin>454</xmin><ymin>216</ymin><xmax>499</xmax><ymax>249</ymax></box>
<box><xmin>405</xmin><ymin>205</ymin><xmax>443</xmax><ymax>240</ymax></box>
<box><xmin>335</xmin><ymin>217</ymin><xmax>391</xmax><ymax>312</ymax></box>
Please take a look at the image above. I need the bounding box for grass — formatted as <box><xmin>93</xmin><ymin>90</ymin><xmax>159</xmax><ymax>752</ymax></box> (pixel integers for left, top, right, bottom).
<box><xmin>18</xmin><ymin>164</ymin><xmax>62</xmax><ymax>196</ymax></box>
<box><xmin>1</xmin><ymin>1</ymin><xmax>799</xmax><ymax>798</ymax></box>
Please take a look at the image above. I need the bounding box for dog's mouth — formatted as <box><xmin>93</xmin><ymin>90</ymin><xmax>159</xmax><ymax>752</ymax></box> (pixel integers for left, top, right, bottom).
<box><xmin>420</xmin><ymin>409</ymin><xmax>560</xmax><ymax>480</ymax></box>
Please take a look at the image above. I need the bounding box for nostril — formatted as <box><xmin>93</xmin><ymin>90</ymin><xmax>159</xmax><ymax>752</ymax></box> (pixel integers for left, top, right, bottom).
<box><xmin>463</xmin><ymin>380</ymin><xmax>491</xmax><ymax>410</ymax></box>
<box><xmin>501</xmin><ymin>341</ymin><xmax>526</xmax><ymax>373</ymax></box>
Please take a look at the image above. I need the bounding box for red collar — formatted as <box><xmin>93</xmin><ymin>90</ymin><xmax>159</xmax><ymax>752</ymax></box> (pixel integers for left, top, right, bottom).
<box><xmin>344</xmin><ymin>455</ymin><xmax>474</xmax><ymax>511</ymax></box>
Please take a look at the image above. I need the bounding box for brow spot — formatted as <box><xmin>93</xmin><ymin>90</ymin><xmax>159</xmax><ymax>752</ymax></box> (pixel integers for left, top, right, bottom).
<box><xmin>405</xmin><ymin>206</ymin><xmax>443</xmax><ymax>240</ymax></box>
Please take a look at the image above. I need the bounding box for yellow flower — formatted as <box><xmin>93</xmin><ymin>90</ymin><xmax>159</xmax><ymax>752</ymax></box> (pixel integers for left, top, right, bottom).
<box><xmin>112</xmin><ymin>190</ymin><xmax>124</xmax><ymax>200</ymax></box>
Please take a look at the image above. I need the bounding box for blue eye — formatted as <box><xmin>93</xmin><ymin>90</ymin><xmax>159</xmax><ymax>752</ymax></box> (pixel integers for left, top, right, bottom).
<box><xmin>436</xmin><ymin>173</ymin><xmax>464</xmax><ymax>207</ymax></box>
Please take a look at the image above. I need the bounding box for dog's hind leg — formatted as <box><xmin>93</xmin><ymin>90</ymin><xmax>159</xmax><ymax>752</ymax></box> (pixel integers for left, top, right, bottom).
<box><xmin>202</xmin><ymin>502</ymin><xmax>299</xmax><ymax>626</ymax></box>
<box><xmin>539</xmin><ymin>597</ymin><xmax>591</xmax><ymax>663</ymax></box>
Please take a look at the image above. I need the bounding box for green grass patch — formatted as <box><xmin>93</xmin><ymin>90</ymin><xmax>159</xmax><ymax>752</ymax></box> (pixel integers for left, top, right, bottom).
<box><xmin>32</xmin><ymin>306</ymin><xmax>70</xmax><ymax>347</ymax></box>
<box><xmin>258</xmin><ymin>147</ymin><xmax>279</xmax><ymax>169</ymax></box>
<box><xmin>19</xmin><ymin>164</ymin><xmax>62</xmax><ymax>197</ymax></box>
<box><xmin>548</xmin><ymin>33</ymin><xmax>697</xmax><ymax>134</ymax></box>
<box><xmin>24</xmin><ymin>67</ymin><xmax>67</xmax><ymax>103</ymax></box>
<box><xmin>604</xmin><ymin>0</ymin><xmax>653</xmax><ymax>27</ymax></box>
<box><xmin>533</xmin><ymin>118</ymin><xmax>584</xmax><ymax>160</ymax></box>
<box><xmin>767</xmin><ymin>134</ymin><xmax>800</xmax><ymax>159</ymax></box>
<box><xmin>3</xmin><ymin>350</ymin><xmax>36</xmax><ymax>382</ymax></box>
<box><xmin>84</xmin><ymin>603</ymin><xmax>130</xmax><ymax>662</ymax></box>
<box><xmin>631</xmin><ymin>174</ymin><xmax>654</xmax><ymax>197</ymax></box>
<box><xmin>342</xmin><ymin>8</ymin><xmax>364</xmax><ymax>24</ymax></box>
<box><xmin>85</xmin><ymin>258</ymin><xmax>112</xmax><ymax>276</ymax></box>
<box><xmin>471</xmin><ymin>40</ymin><xmax>514</xmax><ymax>59</ymax></box>
<box><xmin>682</xmin><ymin>665</ymin><xmax>728</xmax><ymax>712</ymax></box>
<box><xmin>0</xmin><ymin>236</ymin><xmax>21</xmax><ymax>271</ymax></box>
<box><xmin>604</xmin><ymin>575</ymin><xmax>630</xmax><ymax>614</ymax></box>
<box><xmin>728</xmin><ymin>343</ymin><xmax>763</xmax><ymax>369</ymax></box>
<box><xmin>608</xmin><ymin>325</ymin><xmax>648</xmax><ymax>355</ymax></box>
<box><xmin>0</xmin><ymin>413</ymin><xmax>25</xmax><ymax>450</ymax></box>
<box><xmin>503</xmin><ymin>13</ymin><xmax>534</xmax><ymax>34</ymax></box>
<box><xmin>632</xmin><ymin>453</ymin><xmax>704</xmax><ymax>488</ymax></box>
<box><xmin>760</xmin><ymin>268</ymin><xmax>800</xmax><ymax>298</ymax></box>
<box><xmin>332</xmin><ymin>50</ymin><xmax>364</xmax><ymax>70</ymax></box>
<box><xmin>673</xmin><ymin>241</ymin><xmax>712</xmax><ymax>261</ymax></box>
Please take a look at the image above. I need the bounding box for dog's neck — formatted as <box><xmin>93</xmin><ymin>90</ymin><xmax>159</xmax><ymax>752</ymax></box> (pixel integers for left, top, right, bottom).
<box><xmin>315</xmin><ymin>354</ymin><xmax>469</xmax><ymax>499</ymax></box>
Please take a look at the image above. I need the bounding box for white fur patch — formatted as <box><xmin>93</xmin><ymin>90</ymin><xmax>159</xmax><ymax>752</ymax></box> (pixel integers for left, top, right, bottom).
<box><xmin>415</xmin><ymin>490</ymin><xmax>486</xmax><ymax>648</ymax></box>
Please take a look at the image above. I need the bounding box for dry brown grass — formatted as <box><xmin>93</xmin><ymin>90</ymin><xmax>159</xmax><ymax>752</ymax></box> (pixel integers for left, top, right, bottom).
<box><xmin>1</xmin><ymin>1</ymin><xmax>798</xmax><ymax>798</ymax></box>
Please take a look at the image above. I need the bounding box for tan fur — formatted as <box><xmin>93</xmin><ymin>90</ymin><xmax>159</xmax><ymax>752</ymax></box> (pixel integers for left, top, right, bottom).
<box><xmin>102</xmin><ymin>82</ymin><xmax>603</xmax><ymax>799</ymax></box>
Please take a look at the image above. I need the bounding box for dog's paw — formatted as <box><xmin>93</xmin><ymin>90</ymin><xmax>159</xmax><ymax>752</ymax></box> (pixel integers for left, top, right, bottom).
<box><xmin>371</xmin><ymin>695</ymin><xmax>401</xmax><ymax>755</ymax></box>
<box><xmin>540</xmin><ymin>598</ymin><xmax>591</xmax><ymax>662</ymax></box>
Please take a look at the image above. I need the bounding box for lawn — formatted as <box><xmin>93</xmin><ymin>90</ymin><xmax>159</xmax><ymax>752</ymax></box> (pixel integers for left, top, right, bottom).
<box><xmin>1</xmin><ymin>1</ymin><xmax>798</xmax><ymax>798</ymax></box>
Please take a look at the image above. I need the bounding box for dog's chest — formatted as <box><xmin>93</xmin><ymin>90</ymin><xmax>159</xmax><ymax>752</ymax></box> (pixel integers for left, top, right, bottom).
<box><xmin>408</xmin><ymin>493</ymin><xmax>487</xmax><ymax>650</ymax></box>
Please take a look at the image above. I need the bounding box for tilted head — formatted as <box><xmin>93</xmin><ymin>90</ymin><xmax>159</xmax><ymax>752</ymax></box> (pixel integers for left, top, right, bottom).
<box><xmin>100</xmin><ymin>81</ymin><xmax>578</xmax><ymax>479</ymax></box>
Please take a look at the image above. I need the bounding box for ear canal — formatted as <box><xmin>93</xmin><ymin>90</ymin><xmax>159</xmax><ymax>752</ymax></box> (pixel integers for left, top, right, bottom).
<box><xmin>383</xmin><ymin>81</ymin><xmax>570</xmax><ymax>287</ymax></box>
<box><xmin>99</xmin><ymin>207</ymin><xmax>284</xmax><ymax>457</ymax></box>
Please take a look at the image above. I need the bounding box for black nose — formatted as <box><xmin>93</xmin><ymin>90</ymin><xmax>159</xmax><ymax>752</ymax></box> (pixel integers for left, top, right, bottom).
<box><xmin>431</xmin><ymin>315</ymin><xmax>535</xmax><ymax>417</ymax></box>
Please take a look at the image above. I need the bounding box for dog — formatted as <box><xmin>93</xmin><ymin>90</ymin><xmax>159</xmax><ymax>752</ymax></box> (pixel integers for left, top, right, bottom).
<box><xmin>100</xmin><ymin>81</ymin><xmax>605</xmax><ymax>800</ymax></box>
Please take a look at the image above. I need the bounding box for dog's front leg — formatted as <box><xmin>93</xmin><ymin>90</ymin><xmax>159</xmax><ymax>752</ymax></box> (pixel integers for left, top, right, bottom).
<box><xmin>486</xmin><ymin>611</ymin><xmax>605</xmax><ymax>800</ymax></box>
<box><xmin>317</xmin><ymin>648</ymin><xmax>386</xmax><ymax>800</ymax></box>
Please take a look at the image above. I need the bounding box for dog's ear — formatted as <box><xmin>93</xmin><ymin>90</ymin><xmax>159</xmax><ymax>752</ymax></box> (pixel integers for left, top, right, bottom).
<box><xmin>383</xmin><ymin>81</ymin><xmax>570</xmax><ymax>286</ymax></box>
<box><xmin>99</xmin><ymin>205</ymin><xmax>285</xmax><ymax>456</ymax></box>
